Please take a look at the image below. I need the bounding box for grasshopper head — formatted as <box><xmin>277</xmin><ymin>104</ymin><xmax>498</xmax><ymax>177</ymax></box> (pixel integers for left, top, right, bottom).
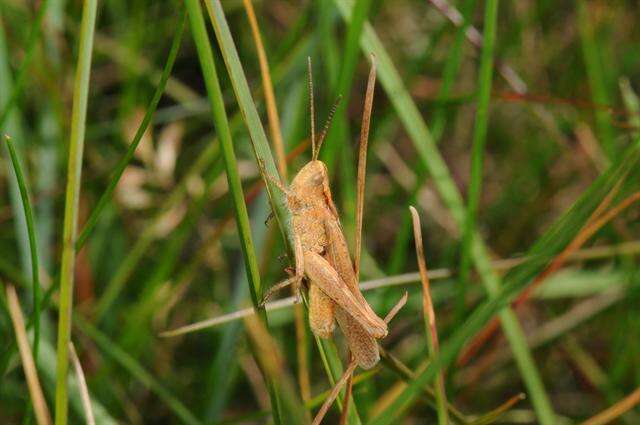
<box><xmin>291</xmin><ymin>160</ymin><xmax>329</xmax><ymax>196</ymax></box>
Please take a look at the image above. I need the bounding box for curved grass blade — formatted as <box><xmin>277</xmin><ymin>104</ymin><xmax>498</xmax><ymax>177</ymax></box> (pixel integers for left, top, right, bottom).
<box><xmin>55</xmin><ymin>0</ymin><xmax>98</xmax><ymax>422</ymax></box>
<box><xmin>4</xmin><ymin>136</ymin><xmax>41</xmax><ymax>364</ymax></box>
<box><xmin>76</xmin><ymin>10</ymin><xmax>186</xmax><ymax>250</ymax></box>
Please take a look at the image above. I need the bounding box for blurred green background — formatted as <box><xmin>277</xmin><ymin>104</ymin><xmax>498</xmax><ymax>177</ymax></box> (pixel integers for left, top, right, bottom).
<box><xmin>1</xmin><ymin>0</ymin><xmax>640</xmax><ymax>423</ymax></box>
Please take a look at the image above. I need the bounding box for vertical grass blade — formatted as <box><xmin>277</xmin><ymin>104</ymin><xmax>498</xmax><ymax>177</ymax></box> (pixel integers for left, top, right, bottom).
<box><xmin>5</xmin><ymin>284</ymin><xmax>52</xmax><ymax>425</ymax></box>
<box><xmin>320</xmin><ymin>0</ymin><xmax>373</xmax><ymax>172</ymax></box>
<box><xmin>68</xmin><ymin>343</ymin><xmax>95</xmax><ymax>425</ymax></box>
<box><xmin>577</xmin><ymin>1</ymin><xmax>615</xmax><ymax>160</ymax></box>
<box><xmin>458</xmin><ymin>0</ymin><xmax>498</xmax><ymax>337</ymax></box>
<box><xmin>54</xmin><ymin>0</ymin><xmax>98</xmax><ymax>422</ymax></box>
<box><xmin>409</xmin><ymin>207</ymin><xmax>448</xmax><ymax>425</ymax></box>
<box><xmin>430</xmin><ymin>0</ymin><xmax>478</xmax><ymax>142</ymax></box>
<box><xmin>239</xmin><ymin>1</ymin><xmax>312</xmax><ymax>407</ymax></box>
<box><xmin>185</xmin><ymin>0</ymin><xmax>283</xmax><ymax>422</ymax></box>
<box><xmin>203</xmin><ymin>0</ymin><xmax>292</xmax><ymax>248</ymax></box>
<box><xmin>0</xmin><ymin>7</ymin><xmax>32</xmax><ymax>276</ymax></box>
<box><xmin>241</xmin><ymin>0</ymin><xmax>287</xmax><ymax>180</ymax></box>
<box><xmin>4</xmin><ymin>136</ymin><xmax>41</xmax><ymax>364</ymax></box>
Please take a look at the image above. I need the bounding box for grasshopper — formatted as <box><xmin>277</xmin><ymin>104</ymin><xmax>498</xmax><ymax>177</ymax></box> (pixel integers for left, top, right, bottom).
<box><xmin>260</xmin><ymin>57</ymin><xmax>386</xmax><ymax>369</ymax></box>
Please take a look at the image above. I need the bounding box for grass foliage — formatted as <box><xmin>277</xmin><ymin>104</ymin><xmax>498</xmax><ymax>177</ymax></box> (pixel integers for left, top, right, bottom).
<box><xmin>1</xmin><ymin>1</ymin><xmax>640</xmax><ymax>424</ymax></box>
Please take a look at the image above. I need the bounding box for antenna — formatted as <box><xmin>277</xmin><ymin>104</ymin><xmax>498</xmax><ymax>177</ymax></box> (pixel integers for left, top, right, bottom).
<box><xmin>307</xmin><ymin>57</ymin><xmax>316</xmax><ymax>159</ymax></box>
<box><xmin>314</xmin><ymin>95</ymin><xmax>342</xmax><ymax>161</ymax></box>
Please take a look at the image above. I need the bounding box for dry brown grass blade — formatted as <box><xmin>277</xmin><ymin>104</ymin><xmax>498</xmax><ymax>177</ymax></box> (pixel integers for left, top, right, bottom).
<box><xmin>459</xmin><ymin>189</ymin><xmax>640</xmax><ymax>366</ymax></box>
<box><xmin>69</xmin><ymin>342</ymin><xmax>95</xmax><ymax>425</ymax></box>
<box><xmin>312</xmin><ymin>360</ymin><xmax>358</xmax><ymax>425</ymax></box>
<box><xmin>581</xmin><ymin>387</ymin><xmax>640</xmax><ymax>425</ymax></box>
<box><xmin>5</xmin><ymin>284</ymin><xmax>52</xmax><ymax>425</ymax></box>
<box><xmin>384</xmin><ymin>291</ymin><xmax>408</xmax><ymax>324</ymax></box>
<box><xmin>469</xmin><ymin>393</ymin><xmax>525</xmax><ymax>425</ymax></box>
<box><xmin>354</xmin><ymin>54</ymin><xmax>376</xmax><ymax>279</ymax></box>
<box><xmin>338</xmin><ymin>355</ymin><xmax>355</xmax><ymax>425</ymax></box>
<box><xmin>241</xmin><ymin>0</ymin><xmax>287</xmax><ymax>179</ymax></box>
<box><xmin>409</xmin><ymin>206</ymin><xmax>448</xmax><ymax>424</ymax></box>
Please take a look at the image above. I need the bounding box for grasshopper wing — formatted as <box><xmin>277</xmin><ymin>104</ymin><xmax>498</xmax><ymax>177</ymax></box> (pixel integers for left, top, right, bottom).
<box><xmin>304</xmin><ymin>251</ymin><xmax>387</xmax><ymax>339</ymax></box>
<box><xmin>324</xmin><ymin>218</ymin><xmax>381</xmax><ymax>369</ymax></box>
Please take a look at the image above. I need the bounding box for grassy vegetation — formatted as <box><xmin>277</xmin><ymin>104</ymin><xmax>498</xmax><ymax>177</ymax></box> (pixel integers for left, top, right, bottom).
<box><xmin>1</xmin><ymin>1</ymin><xmax>640</xmax><ymax>424</ymax></box>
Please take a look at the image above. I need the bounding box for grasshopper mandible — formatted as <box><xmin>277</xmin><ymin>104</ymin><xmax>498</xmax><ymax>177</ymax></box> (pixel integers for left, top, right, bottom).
<box><xmin>260</xmin><ymin>57</ymin><xmax>385</xmax><ymax>369</ymax></box>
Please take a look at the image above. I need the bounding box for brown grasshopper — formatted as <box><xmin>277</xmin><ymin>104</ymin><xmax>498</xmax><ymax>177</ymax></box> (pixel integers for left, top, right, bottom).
<box><xmin>260</xmin><ymin>57</ymin><xmax>386</xmax><ymax>369</ymax></box>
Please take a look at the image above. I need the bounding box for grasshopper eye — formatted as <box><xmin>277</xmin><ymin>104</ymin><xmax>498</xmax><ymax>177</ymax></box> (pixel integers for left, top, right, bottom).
<box><xmin>312</xmin><ymin>173</ymin><xmax>323</xmax><ymax>186</ymax></box>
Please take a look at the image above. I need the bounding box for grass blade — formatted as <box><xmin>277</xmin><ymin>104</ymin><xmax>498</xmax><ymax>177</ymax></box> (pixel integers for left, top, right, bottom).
<box><xmin>76</xmin><ymin>10</ymin><xmax>186</xmax><ymax>250</ymax></box>
<box><xmin>5</xmin><ymin>284</ymin><xmax>51</xmax><ymax>425</ymax></box>
<box><xmin>55</xmin><ymin>0</ymin><xmax>98</xmax><ymax>422</ymax></box>
<box><xmin>68</xmin><ymin>343</ymin><xmax>95</xmax><ymax>425</ymax></box>
<box><xmin>4</xmin><ymin>136</ymin><xmax>41</xmax><ymax>364</ymax></box>
<box><xmin>240</xmin><ymin>1</ymin><xmax>312</xmax><ymax>406</ymax></box>
<box><xmin>458</xmin><ymin>0</ymin><xmax>498</xmax><ymax>315</ymax></box>
<box><xmin>409</xmin><ymin>207</ymin><xmax>448</xmax><ymax>425</ymax></box>
<box><xmin>577</xmin><ymin>1</ymin><xmax>615</xmax><ymax>160</ymax></box>
<box><xmin>203</xmin><ymin>0</ymin><xmax>292</xmax><ymax>247</ymax></box>
<box><xmin>185</xmin><ymin>0</ymin><xmax>284</xmax><ymax>422</ymax></box>
<box><xmin>581</xmin><ymin>387</ymin><xmax>640</xmax><ymax>425</ymax></box>
<box><xmin>241</xmin><ymin>0</ymin><xmax>287</xmax><ymax>179</ymax></box>
<box><xmin>320</xmin><ymin>0</ymin><xmax>374</xmax><ymax>172</ymax></box>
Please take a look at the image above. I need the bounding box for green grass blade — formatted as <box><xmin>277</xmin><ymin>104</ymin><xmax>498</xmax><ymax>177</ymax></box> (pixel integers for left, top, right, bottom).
<box><xmin>430</xmin><ymin>0</ymin><xmax>478</xmax><ymax>143</ymax></box>
<box><xmin>577</xmin><ymin>1</ymin><xmax>616</xmax><ymax>160</ymax></box>
<box><xmin>319</xmin><ymin>0</ymin><xmax>373</xmax><ymax>173</ymax></box>
<box><xmin>76</xmin><ymin>10</ymin><xmax>186</xmax><ymax>250</ymax></box>
<box><xmin>3</xmin><ymin>137</ymin><xmax>41</xmax><ymax>364</ymax></box>
<box><xmin>0</xmin><ymin>8</ymin><xmax>32</xmax><ymax>276</ymax></box>
<box><xmin>54</xmin><ymin>0</ymin><xmax>98</xmax><ymax>422</ymax></box>
<box><xmin>203</xmin><ymin>0</ymin><xmax>293</xmax><ymax>248</ymax></box>
<box><xmin>458</xmin><ymin>0</ymin><xmax>498</xmax><ymax>345</ymax></box>
<box><xmin>185</xmin><ymin>0</ymin><xmax>284</xmax><ymax>422</ymax></box>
